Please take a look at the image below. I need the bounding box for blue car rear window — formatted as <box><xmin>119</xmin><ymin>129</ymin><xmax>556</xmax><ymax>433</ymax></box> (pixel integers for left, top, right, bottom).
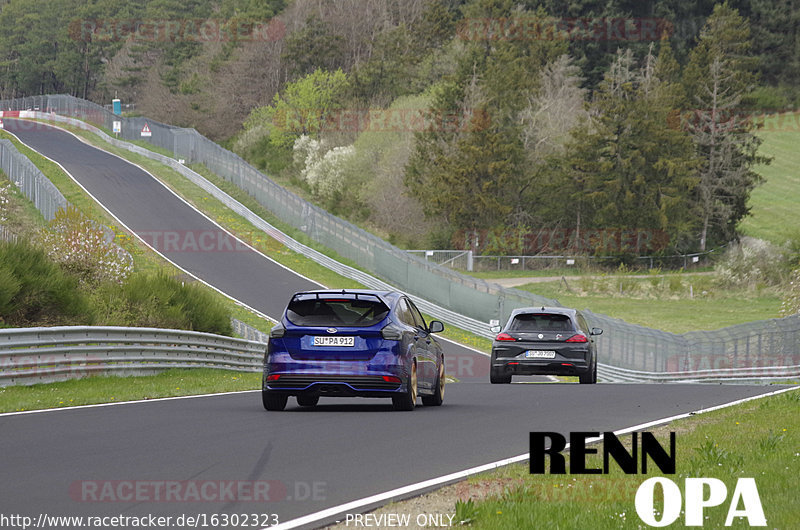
<box><xmin>286</xmin><ymin>296</ymin><xmax>390</xmax><ymax>327</ymax></box>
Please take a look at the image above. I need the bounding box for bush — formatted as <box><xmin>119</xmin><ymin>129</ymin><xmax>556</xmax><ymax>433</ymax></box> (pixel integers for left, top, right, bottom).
<box><xmin>91</xmin><ymin>272</ymin><xmax>232</xmax><ymax>336</ymax></box>
<box><xmin>39</xmin><ymin>207</ymin><xmax>132</xmax><ymax>285</ymax></box>
<box><xmin>0</xmin><ymin>180</ymin><xmax>11</xmax><ymax>223</ymax></box>
<box><xmin>0</xmin><ymin>239</ymin><xmax>92</xmax><ymax>326</ymax></box>
<box><xmin>780</xmin><ymin>269</ymin><xmax>800</xmax><ymax>316</ymax></box>
<box><xmin>715</xmin><ymin>237</ymin><xmax>787</xmax><ymax>288</ymax></box>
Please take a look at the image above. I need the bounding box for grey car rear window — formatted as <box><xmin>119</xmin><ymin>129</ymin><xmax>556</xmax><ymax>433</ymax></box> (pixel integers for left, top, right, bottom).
<box><xmin>287</xmin><ymin>296</ymin><xmax>390</xmax><ymax>327</ymax></box>
<box><xmin>509</xmin><ymin>313</ymin><xmax>575</xmax><ymax>332</ymax></box>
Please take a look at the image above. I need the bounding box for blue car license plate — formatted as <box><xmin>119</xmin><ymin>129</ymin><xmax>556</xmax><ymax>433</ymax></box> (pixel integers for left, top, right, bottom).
<box><xmin>312</xmin><ymin>336</ymin><xmax>355</xmax><ymax>347</ymax></box>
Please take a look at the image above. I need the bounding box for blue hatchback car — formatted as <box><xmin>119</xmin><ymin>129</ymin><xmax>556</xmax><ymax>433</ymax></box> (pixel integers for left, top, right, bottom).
<box><xmin>263</xmin><ymin>290</ymin><xmax>446</xmax><ymax>411</ymax></box>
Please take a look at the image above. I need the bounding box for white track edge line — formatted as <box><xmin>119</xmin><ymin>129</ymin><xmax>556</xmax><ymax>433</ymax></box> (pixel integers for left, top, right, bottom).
<box><xmin>2</xmin><ymin>121</ymin><xmax>486</xmax><ymax>415</ymax></box>
<box><xmin>268</xmin><ymin>385</ymin><xmax>798</xmax><ymax>530</ymax></box>
<box><xmin>38</xmin><ymin>119</ymin><xmax>493</xmax><ymax>361</ymax></box>
<box><xmin>0</xmin><ymin>390</ymin><xmax>260</xmax><ymax>418</ymax></box>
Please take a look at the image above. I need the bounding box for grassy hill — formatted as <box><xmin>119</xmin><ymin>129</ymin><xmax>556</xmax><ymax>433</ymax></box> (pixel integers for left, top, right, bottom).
<box><xmin>738</xmin><ymin>112</ymin><xmax>800</xmax><ymax>245</ymax></box>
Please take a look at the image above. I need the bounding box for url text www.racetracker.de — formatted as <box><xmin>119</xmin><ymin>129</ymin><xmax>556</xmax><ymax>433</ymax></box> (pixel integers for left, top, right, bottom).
<box><xmin>0</xmin><ymin>513</ymin><xmax>280</xmax><ymax>529</ymax></box>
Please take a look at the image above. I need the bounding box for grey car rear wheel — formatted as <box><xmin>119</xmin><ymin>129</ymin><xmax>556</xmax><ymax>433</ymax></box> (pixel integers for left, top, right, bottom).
<box><xmin>579</xmin><ymin>359</ymin><xmax>597</xmax><ymax>384</ymax></box>
<box><xmin>490</xmin><ymin>366</ymin><xmax>512</xmax><ymax>384</ymax></box>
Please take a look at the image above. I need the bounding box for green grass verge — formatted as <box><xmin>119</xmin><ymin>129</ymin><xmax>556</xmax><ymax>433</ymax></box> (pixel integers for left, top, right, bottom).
<box><xmin>517</xmin><ymin>275</ymin><xmax>781</xmax><ymax>333</ymax></box>
<box><xmin>60</xmin><ymin>123</ymin><xmax>365</xmax><ymax>289</ymax></box>
<box><xmin>455</xmin><ymin>388</ymin><xmax>799</xmax><ymax>529</ymax></box>
<box><xmin>0</xmin><ymin>369</ymin><xmax>262</xmax><ymax>413</ymax></box>
<box><xmin>739</xmin><ymin>112</ymin><xmax>800</xmax><ymax>245</ymax></box>
<box><xmin>0</xmin><ymin>318</ymin><xmax>485</xmax><ymax>413</ymax></box>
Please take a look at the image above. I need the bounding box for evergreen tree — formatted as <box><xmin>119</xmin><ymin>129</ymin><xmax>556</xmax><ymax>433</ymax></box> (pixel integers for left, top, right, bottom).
<box><xmin>405</xmin><ymin>108</ymin><xmax>523</xmax><ymax>243</ymax></box>
<box><xmin>683</xmin><ymin>2</ymin><xmax>768</xmax><ymax>250</ymax></box>
<box><xmin>550</xmin><ymin>47</ymin><xmax>699</xmax><ymax>254</ymax></box>
<box><xmin>404</xmin><ymin>1</ymin><xmax>565</xmax><ymax>244</ymax></box>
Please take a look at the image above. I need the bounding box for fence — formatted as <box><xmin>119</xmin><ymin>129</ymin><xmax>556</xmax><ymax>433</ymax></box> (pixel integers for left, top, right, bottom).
<box><xmin>587</xmin><ymin>311</ymin><xmax>800</xmax><ymax>383</ymax></box>
<box><xmin>0</xmin><ymin>325</ymin><xmax>266</xmax><ymax>387</ymax></box>
<box><xmin>0</xmin><ymin>135</ymin><xmax>133</xmax><ymax>270</ymax></box>
<box><xmin>408</xmin><ymin>250</ymin><xmax>474</xmax><ymax>271</ymax></box>
<box><xmin>13</xmin><ymin>110</ymin><xmax>514</xmax><ymax>339</ymax></box>
<box><xmin>2</xmin><ymin>95</ymin><xmax>798</xmax><ymax>384</ymax></box>
<box><xmin>0</xmin><ymin>139</ymin><xmax>68</xmax><ymax>221</ymax></box>
<box><xmin>407</xmin><ymin>250</ymin><xmax>721</xmax><ymax>272</ymax></box>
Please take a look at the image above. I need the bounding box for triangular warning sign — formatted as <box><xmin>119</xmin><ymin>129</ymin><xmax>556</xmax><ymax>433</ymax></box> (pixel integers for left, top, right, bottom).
<box><xmin>141</xmin><ymin>123</ymin><xmax>152</xmax><ymax>137</ymax></box>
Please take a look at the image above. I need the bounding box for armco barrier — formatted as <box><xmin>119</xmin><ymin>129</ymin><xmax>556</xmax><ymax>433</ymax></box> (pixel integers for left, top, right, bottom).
<box><xmin>2</xmin><ymin>96</ymin><xmax>798</xmax><ymax>384</ymax></box>
<box><xmin>0</xmin><ymin>326</ymin><xmax>266</xmax><ymax>387</ymax></box>
<box><xmin>231</xmin><ymin>318</ymin><xmax>269</xmax><ymax>344</ymax></box>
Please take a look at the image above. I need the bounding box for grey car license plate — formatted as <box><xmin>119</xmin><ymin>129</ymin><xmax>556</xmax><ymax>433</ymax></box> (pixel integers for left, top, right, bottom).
<box><xmin>525</xmin><ymin>350</ymin><xmax>556</xmax><ymax>359</ymax></box>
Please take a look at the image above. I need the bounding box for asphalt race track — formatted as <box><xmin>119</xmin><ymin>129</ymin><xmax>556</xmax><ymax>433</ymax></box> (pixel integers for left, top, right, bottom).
<box><xmin>0</xmin><ymin>119</ymin><xmax>790</xmax><ymax>529</ymax></box>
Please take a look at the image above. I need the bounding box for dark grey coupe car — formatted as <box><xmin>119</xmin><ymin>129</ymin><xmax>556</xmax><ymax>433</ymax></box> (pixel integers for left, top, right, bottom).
<box><xmin>490</xmin><ymin>307</ymin><xmax>602</xmax><ymax>384</ymax></box>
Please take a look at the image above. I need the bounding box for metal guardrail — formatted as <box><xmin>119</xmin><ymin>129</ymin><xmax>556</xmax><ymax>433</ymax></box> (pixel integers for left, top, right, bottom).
<box><xmin>3</xmin><ymin>101</ymin><xmax>798</xmax><ymax>384</ymax></box>
<box><xmin>231</xmin><ymin>318</ymin><xmax>269</xmax><ymax>344</ymax></box>
<box><xmin>0</xmin><ymin>326</ymin><xmax>266</xmax><ymax>387</ymax></box>
<box><xmin>588</xmin><ymin>310</ymin><xmax>800</xmax><ymax>383</ymax></box>
<box><xmin>1</xmin><ymin>96</ymin><xmax>560</xmax><ymax>325</ymax></box>
<box><xmin>598</xmin><ymin>363</ymin><xmax>800</xmax><ymax>384</ymax></box>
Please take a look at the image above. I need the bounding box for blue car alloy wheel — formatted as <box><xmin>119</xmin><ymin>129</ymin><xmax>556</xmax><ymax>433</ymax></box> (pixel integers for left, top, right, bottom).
<box><xmin>262</xmin><ymin>290</ymin><xmax>446</xmax><ymax>411</ymax></box>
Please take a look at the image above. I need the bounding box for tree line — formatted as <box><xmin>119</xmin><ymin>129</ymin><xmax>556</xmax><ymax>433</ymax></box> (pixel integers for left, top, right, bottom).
<box><xmin>0</xmin><ymin>0</ymin><xmax>796</xmax><ymax>255</ymax></box>
<box><xmin>237</xmin><ymin>1</ymin><xmax>779</xmax><ymax>254</ymax></box>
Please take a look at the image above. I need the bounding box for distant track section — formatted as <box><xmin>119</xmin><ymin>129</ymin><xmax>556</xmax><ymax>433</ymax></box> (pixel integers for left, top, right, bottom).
<box><xmin>2</xmin><ymin>118</ymin><xmax>490</xmax><ymax>381</ymax></box>
<box><xmin>5</xmin><ymin>118</ymin><xmax>316</xmax><ymax>317</ymax></box>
